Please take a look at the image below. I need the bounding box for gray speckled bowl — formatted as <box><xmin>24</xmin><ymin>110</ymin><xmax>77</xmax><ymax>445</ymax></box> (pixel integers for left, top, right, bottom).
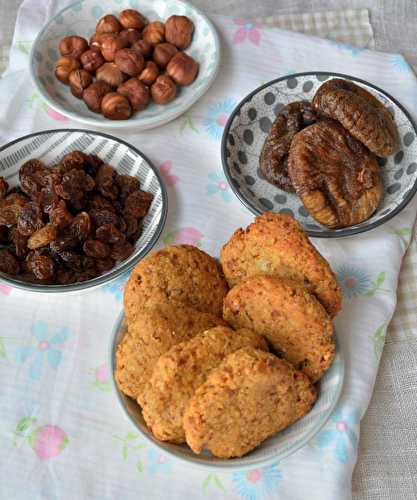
<box><xmin>222</xmin><ymin>72</ymin><xmax>417</xmax><ymax>238</ymax></box>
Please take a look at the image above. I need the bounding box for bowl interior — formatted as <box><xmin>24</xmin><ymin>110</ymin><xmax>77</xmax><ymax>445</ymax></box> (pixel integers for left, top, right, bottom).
<box><xmin>30</xmin><ymin>0</ymin><xmax>219</xmax><ymax>129</ymax></box>
<box><xmin>111</xmin><ymin>315</ymin><xmax>344</xmax><ymax>471</ymax></box>
<box><xmin>0</xmin><ymin>130</ymin><xmax>166</xmax><ymax>292</ymax></box>
<box><xmin>223</xmin><ymin>73</ymin><xmax>417</xmax><ymax>237</ymax></box>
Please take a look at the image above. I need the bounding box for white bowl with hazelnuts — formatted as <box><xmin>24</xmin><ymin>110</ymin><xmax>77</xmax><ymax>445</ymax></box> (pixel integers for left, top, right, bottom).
<box><xmin>30</xmin><ymin>0</ymin><xmax>220</xmax><ymax>129</ymax></box>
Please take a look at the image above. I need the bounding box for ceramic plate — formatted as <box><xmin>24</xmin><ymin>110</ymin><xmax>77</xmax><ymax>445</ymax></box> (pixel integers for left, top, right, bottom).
<box><xmin>110</xmin><ymin>313</ymin><xmax>344</xmax><ymax>471</ymax></box>
<box><xmin>30</xmin><ymin>0</ymin><xmax>220</xmax><ymax>130</ymax></box>
<box><xmin>222</xmin><ymin>72</ymin><xmax>417</xmax><ymax>238</ymax></box>
<box><xmin>0</xmin><ymin>129</ymin><xmax>167</xmax><ymax>293</ymax></box>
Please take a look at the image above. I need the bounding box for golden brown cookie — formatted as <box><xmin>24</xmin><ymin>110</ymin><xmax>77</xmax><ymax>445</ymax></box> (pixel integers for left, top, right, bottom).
<box><xmin>220</xmin><ymin>212</ymin><xmax>341</xmax><ymax>318</ymax></box>
<box><xmin>312</xmin><ymin>78</ymin><xmax>398</xmax><ymax>156</ymax></box>
<box><xmin>124</xmin><ymin>244</ymin><xmax>228</xmax><ymax>324</ymax></box>
<box><xmin>141</xmin><ymin>326</ymin><xmax>268</xmax><ymax>443</ymax></box>
<box><xmin>115</xmin><ymin>302</ymin><xmax>226</xmax><ymax>403</ymax></box>
<box><xmin>223</xmin><ymin>275</ymin><xmax>335</xmax><ymax>382</ymax></box>
<box><xmin>288</xmin><ymin>119</ymin><xmax>383</xmax><ymax>228</ymax></box>
<box><xmin>183</xmin><ymin>347</ymin><xmax>317</xmax><ymax>458</ymax></box>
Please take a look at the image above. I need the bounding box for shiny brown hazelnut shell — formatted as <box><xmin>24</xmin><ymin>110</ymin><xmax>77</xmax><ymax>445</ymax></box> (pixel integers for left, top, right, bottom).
<box><xmin>118</xmin><ymin>29</ymin><xmax>141</xmax><ymax>47</ymax></box>
<box><xmin>138</xmin><ymin>61</ymin><xmax>159</xmax><ymax>86</ymax></box>
<box><xmin>142</xmin><ymin>21</ymin><xmax>165</xmax><ymax>45</ymax></box>
<box><xmin>131</xmin><ymin>39</ymin><xmax>153</xmax><ymax>58</ymax></box>
<box><xmin>101</xmin><ymin>34</ymin><xmax>128</xmax><ymax>62</ymax></box>
<box><xmin>96</xmin><ymin>63</ymin><xmax>125</xmax><ymax>88</ymax></box>
<box><xmin>83</xmin><ymin>81</ymin><xmax>112</xmax><ymax>113</ymax></box>
<box><xmin>114</xmin><ymin>48</ymin><xmax>144</xmax><ymax>77</ymax></box>
<box><xmin>96</xmin><ymin>14</ymin><xmax>121</xmax><ymax>34</ymax></box>
<box><xmin>55</xmin><ymin>56</ymin><xmax>80</xmax><ymax>84</ymax></box>
<box><xmin>119</xmin><ymin>9</ymin><xmax>147</xmax><ymax>30</ymax></box>
<box><xmin>59</xmin><ymin>36</ymin><xmax>89</xmax><ymax>59</ymax></box>
<box><xmin>167</xmin><ymin>52</ymin><xmax>199</xmax><ymax>85</ymax></box>
<box><xmin>101</xmin><ymin>92</ymin><xmax>132</xmax><ymax>120</ymax></box>
<box><xmin>151</xmin><ymin>74</ymin><xmax>176</xmax><ymax>104</ymax></box>
<box><xmin>153</xmin><ymin>42</ymin><xmax>178</xmax><ymax>69</ymax></box>
<box><xmin>80</xmin><ymin>48</ymin><xmax>105</xmax><ymax>72</ymax></box>
<box><xmin>118</xmin><ymin>78</ymin><xmax>150</xmax><ymax>111</ymax></box>
<box><xmin>89</xmin><ymin>32</ymin><xmax>108</xmax><ymax>49</ymax></box>
<box><xmin>68</xmin><ymin>69</ymin><xmax>93</xmax><ymax>98</ymax></box>
<box><xmin>165</xmin><ymin>15</ymin><xmax>194</xmax><ymax>50</ymax></box>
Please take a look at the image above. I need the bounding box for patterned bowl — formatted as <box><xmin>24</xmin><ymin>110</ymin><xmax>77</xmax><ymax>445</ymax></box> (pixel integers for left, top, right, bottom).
<box><xmin>222</xmin><ymin>72</ymin><xmax>417</xmax><ymax>238</ymax></box>
<box><xmin>29</xmin><ymin>0</ymin><xmax>220</xmax><ymax>130</ymax></box>
<box><xmin>0</xmin><ymin>129</ymin><xmax>167</xmax><ymax>293</ymax></box>
<box><xmin>110</xmin><ymin>314</ymin><xmax>344</xmax><ymax>471</ymax></box>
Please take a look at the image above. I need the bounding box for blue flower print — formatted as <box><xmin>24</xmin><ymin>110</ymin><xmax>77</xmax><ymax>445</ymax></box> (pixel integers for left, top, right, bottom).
<box><xmin>336</xmin><ymin>266</ymin><xmax>371</xmax><ymax>298</ymax></box>
<box><xmin>203</xmin><ymin>98</ymin><xmax>236</xmax><ymax>140</ymax></box>
<box><xmin>207</xmin><ymin>172</ymin><xmax>233</xmax><ymax>202</ymax></box>
<box><xmin>16</xmin><ymin>321</ymin><xmax>70</xmax><ymax>380</ymax></box>
<box><xmin>330</xmin><ymin>41</ymin><xmax>364</xmax><ymax>57</ymax></box>
<box><xmin>317</xmin><ymin>407</ymin><xmax>360</xmax><ymax>463</ymax></box>
<box><xmin>390</xmin><ymin>54</ymin><xmax>412</xmax><ymax>73</ymax></box>
<box><xmin>233</xmin><ymin>464</ymin><xmax>282</xmax><ymax>500</ymax></box>
<box><xmin>146</xmin><ymin>448</ymin><xmax>172</xmax><ymax>474</ymax></box>
<box><xmin>103</xmin><ymin>272</ymin><xmax>130</xmax><ymax>301</ymax></box>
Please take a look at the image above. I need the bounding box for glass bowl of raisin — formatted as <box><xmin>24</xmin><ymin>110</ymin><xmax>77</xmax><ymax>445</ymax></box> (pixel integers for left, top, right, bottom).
<box><xmin>0</xmin><ymin>129</ymin><xmax>167</xmax><ymax>292</ymax></box>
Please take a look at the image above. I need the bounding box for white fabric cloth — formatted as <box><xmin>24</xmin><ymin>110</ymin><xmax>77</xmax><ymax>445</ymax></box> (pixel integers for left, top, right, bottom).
<box><xmin>0</xmin><ymin>2</ymin><xmax>417</xmax><ymax>499</ymax></box>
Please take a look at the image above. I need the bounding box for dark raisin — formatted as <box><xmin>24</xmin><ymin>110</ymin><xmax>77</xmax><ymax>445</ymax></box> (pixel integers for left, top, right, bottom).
<box><xmin>50</xmin><ymin>233</ymin><xmax>78</xmax><ymax>253</ymax></box>
<box><xmin>89</xmin><ymin>209</ymin><xmax>119</xmax><ymax>228</ymax></box>
<box><xmin>40</xmin><ymin>186</ymin><xmax>60</xmax><ymax>213</ymax></box>
<box><xmin>27</xmin><ymin>224</ymin><xmax>57</xmax><ymax>250</ymax></box>
<box><xmin>69</xmin><ymin>212</ymin><xmax>91</xmax><ymax>242</ymax></box>
<box><xmin>95</xmin><ymin>257</ymin><xmax>115</xmax><ymax>273</ymax></box>
<box><xmin>61</xmin><ymin>151</ymin><xmax>88</xmax><ymax>172</ymax></box>
<box><xmin>123</xmin><ymin>215</ymin><xmax>138</xmax><ymax>239</ymax></box>
<box><xmin>124</xmin><ymin>190</ymin><xmax>153</xmax><ymax>219</ymax></box>
<box><xmin>83</xmin><ymin>239</ymin><xmax>110</xmax><ymax>258</ymax></box>
<box><xmin>87</xmin><ymin>194</ymin><xmax>116</xmax><ymax>212</ymax></box>
<box><xmin>82</xmin><ymin>255</ymin><xmax>96</xmax><ymax>270</ymax></box>
<box><xmin>59</xmin><ymin>251</ymin><xmax>84</xmax><ymax>271</ymax></box>
<box><xmin>0</xmin><ymin>193</ymin><xmax>28</xmax><ymax>225</ymax></box>
<box><xmin>96</xmin><ymin>164</ymin><xmax>118</xmax><ymax>200</ymax></box>
<box><xmin>10</xmin><ymin>227</ymin><xmax>28</xmax><ymax>258</ymax></box>
<box><xmin>96</xmin><ymin>223</ymin><xmax>125</xmax><ymax>244</ymax></box>
<box><xmin>110</xmin><ymin>240</ymin><xmax>134</xmax><ymax>261</ymax></box>
<box><xmin>17</xmin><ymin>202</ymin><xmax>44</xmax><ymax>236</ymax></box>
<box><xmin>84</xmin><ymin>155</ymin><xmax>103</xmax><ymax>177</ymax></box>
<box><xmin>49</xmin><ymin>200</ymin><xmax>73</xmax><ymax>229</ymax></box>
<box><xmin>19</xmin><ymin>159</ymin><xmax>47</xmax><ymax>198</ymax></box>
<box><xmin>56</xmin><ymin>268</ymin><xmax>76</xmax><ymax>284</ymax></box>
<box><xmin>0</xmin><ymin>225</ymin><xmax>9</xmax><ymax>242</ymax></box>
<box><xmin>0</xmin><ymin>249</ymin><xmax>20</xmax><ymax>274</ymax></box>
<box><xmin>0</xmin><ymin>177</ymin><xmax>8</xmax><ymax>199</ymax></box>
<box><xmin>28</xmin><ymin>254</ymin><xmax>55</xmax><ymax>280</ymax></box>
<box><xmin>55</xmin><ymin>169</ymin><xmax>95</xmax><ymax>200</ymax></box>
<box><xmin>128</xmin><ymin>221</ymin><xmax>143</xmax><ymax>243</ymax></box>
<box><xmin>73</xmin><ymin>269</ymin><xmax>98</xmax><ymax>282</ymax></box>
<box><xmin>116</xmin><ymin>175</ymin><xmax>140</xmax><ymax>202</ymax></box>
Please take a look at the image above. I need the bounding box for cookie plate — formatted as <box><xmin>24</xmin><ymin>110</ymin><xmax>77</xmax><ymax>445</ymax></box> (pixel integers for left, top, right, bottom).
<box><xmin>110</xmin><ymin>313</ymin><xmax>344</xmax><ymax>471</ymax></box>
<box><xmin>221</xmin><ymin>72</ymin><xmax>417</xmax><ymax>238</ymax></box>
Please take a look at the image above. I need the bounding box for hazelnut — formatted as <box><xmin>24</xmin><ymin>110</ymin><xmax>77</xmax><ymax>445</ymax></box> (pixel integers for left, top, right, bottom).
<box><xmin>142</xmin><ymin>21</ymin><xmax>165</xmax><ymax>45</ymax></box>
<box><xmin>165</xmin><ymin>15</ymin><xmax>194</xmax><ymax>50</ymax></box>
<box><xmin>118</xmin><ymin>78</ymin><xmax>150</xmax><ymax>111</ymax></box>
<box><xmin>153</xmin><ymin>42</ymin><xmax>178</xmax><ymax>69</ymax></box>
<box><xmin>101</xmin><ymin>92</ymin><xmax>132</xmax><ymax>120</ymax></box>
<box><xmin>151</xmin><ymin>75</ymin><xmax>176</xmax><ymax>104</ymax></box>
<box><xmin>118</xmin><ymin>29</ymin><xmax>141</xmax><ymax>47</ymax></box>
<box><xmin>167</xmin><ymin>52</ymin><xmax>199</xmax><ymax>85</ymax></box>
<box><xmin>131</xmin><ymin>39</ymin><xmax>152</xmax><ymax>58</ymax></box>
<box><xmin>96</xmin><ymin>14</ymin><xmax>121</xmax><ymax>34</ymax></box>
<box><xmin>80</xmin><ymin>48</ymin><xmax>105</xmax><ymax>72</ymax></box>
<box><xmin>83</xmin><ymin>81</ymin><xmax>112</xmax><ymax>113</ymax></box>
<box><xmin>138</xmin><ymin>61</ymin><xmax>159</xmax><ymax>86</ymax></box>
<box><xmin>101</xmin><ymin>33</ymin><xmax>128</xmax><ymax>62</ymax></box>
<box><xmin>114</xmin><ymin>48</ymin><xmax>144</xmax><ymax>77</ymax></box>
<box><xmin>68</xmin><ymin>69</ymin><xmax>93</xmax><ymax>98</ymax></box>
<box><xmin>55</xmin><ymin>56</ymin><xmax>80</xmax><ymax>84</ymax></box>
<box><xmin>119</xmin><ymin>9</ymin><xmax>147</xmax><ymax>30</ymax></box>
<box><xmin>89</xmin><ymin>32</ymin><xmax>108</xmax><ymax>49</ymax></box>
<box><xmin>96</xmin><ymin>62</ymin><xmax>125</xmax><ymax>88</ymax></box>
<box><xmin>59</xmin><ymin>36</ymin><xmax>88</xmax><ymax>59</ymax></box>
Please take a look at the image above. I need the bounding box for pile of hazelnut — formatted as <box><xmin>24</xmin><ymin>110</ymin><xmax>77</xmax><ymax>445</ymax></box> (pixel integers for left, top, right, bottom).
<box><xmin>55</xmin><ymin>9</ymin><xmax>199</xmax><ymax>120</ymax></box>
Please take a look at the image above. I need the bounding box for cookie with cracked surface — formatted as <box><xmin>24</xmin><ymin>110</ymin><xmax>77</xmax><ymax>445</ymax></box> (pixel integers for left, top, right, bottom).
<box><xmin>141</xmin><ymin>326</ymin><xmax>268</xmax><ymax>443</ymax></box>
<box><xmin>220</xmin><ymin>212</ymin><xmax>341</xmax><ymax>318</ymax></box>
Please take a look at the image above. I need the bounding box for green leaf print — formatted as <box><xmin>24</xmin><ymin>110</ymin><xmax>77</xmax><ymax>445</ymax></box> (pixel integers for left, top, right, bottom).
<box><xmin>15</xmin><ymin>416</ymin><xmax>36</xmax><ymax>434</ymax></box>
<box><xmin>136</xmin><ymin>459</ymin><xmax>144</xmax><ymax>473</ymax></box>
<box><xmin>370</xmin><ymin>323</ymin><xmax>387</xmax><ymax>359</ymax></box>
<box><xmin>125</xmin><ymin>432</ymin><xmax>138</xmax><ymax>441</ymax></box>
<box><xmin>202</xmin><ymin>473</ymin><xmax>225</xmax><ymax>494</ymax></box>
<box><xmin>179</xmin><ymin>114</ymin><xmax>199</xmax><ymax>135</ymax></box>
<box><xmin>396</xmin><ymin>228</ymin><xmax>412</xmax><ymax>237</ymax></box>
<box><xmin>0</xmin><ymin>338</ymin><xmax>6</xmax><ymax>358</ymax></box>
<box><xmin>123</xmin><ymin>444</ymin><xmax>129</xmax><ymax>460</ymax></box>
<box><xmin>16</xmin><ymin>40</ymin><xmax>32</xmax><ymax>54</ymax></box>
<box><xmin>365</xmin><ymin>271</ymin><xmax>390</xmax><ymax>297</ymax></box>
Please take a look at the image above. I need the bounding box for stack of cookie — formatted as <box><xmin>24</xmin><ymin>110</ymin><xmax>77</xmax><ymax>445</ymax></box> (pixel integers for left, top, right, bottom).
<box><xmin>115</xmin><ymin>212</ymin><xmax>341</xmax><ymax>458</ymax></box>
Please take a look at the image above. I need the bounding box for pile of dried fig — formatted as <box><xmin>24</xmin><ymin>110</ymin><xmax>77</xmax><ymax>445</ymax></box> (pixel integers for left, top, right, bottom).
<box><xmin>55</xmin><ymin>9</ymin><xmax>199</xmax><ymax>120</ymax></box>
<box><xmin>0</xmin><ymin>151</ymin><xmax>153</xmax><ymax>285</ymax></box>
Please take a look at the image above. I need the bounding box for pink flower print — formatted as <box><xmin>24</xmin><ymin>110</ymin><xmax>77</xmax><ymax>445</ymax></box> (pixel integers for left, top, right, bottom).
<box><xmin>46</xmin><ymin>107</ymin><xmax>69</xmax><ymax>121</ymax></box>
<box><xmin>207</xmin><ymin>172</ymin><xmax>233</xmax><ymax>202</ymax></box>
<box><xmin>233</xmin><ymin>18</ymin><xmax>262</xmax><ymax>46</ymax></box>
<box><xmin>93</xmin><ymin>363</ymin><xmax>112</xmax><ymax>392</ymax></box>
<box><xmin>28</xmin><ymin>424</ymin><xmax>69</xmax><ymax>460</ymax></box>
<box><xmin>0</xmin><ymin>284</ymin><xmax>12</xmax><ymax>295</ymax></box>
<box><xmin>163</xmin><ymin>227</ymin><xmax>203</xmax><ymax>246</ymax></box>
<box><xmin>233</xmin><ymin>465</ymin><xmax>282</xmax><ymax>499</ymax></box>
<box><xmin>159</xmin><ymin>160</ymin><xmax>179</xmax><ymax>187</ymax></box>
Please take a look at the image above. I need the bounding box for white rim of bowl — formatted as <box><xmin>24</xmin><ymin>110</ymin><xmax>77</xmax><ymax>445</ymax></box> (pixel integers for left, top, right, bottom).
<box><xmin>109</xmin><ymin>312</ymin><xmax>345</xmax><ymax>471</ymax></box>
<box><xmin>29</xmin><ymin>0</ymin><xmax>221</xmax><ymax>130</ymax></box>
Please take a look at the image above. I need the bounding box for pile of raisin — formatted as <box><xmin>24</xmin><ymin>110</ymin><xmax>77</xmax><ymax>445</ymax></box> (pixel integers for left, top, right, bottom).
<box><xmin>0</xmin><ymin>151</ymin><xmax>153</xmax><ymax>285</ymax></box>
